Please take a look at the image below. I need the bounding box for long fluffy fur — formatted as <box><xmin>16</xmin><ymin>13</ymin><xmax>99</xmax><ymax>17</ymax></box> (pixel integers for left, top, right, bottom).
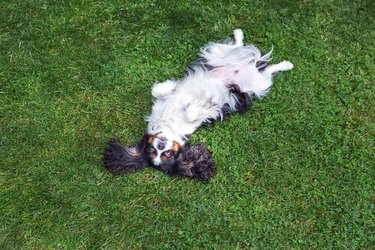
<box><xmin>169</xmin><ymin>143</ymin><xmax>216</xmax><ymax>181</ymax></box>
<box><xmin>104</xmin><ymin>137</ymin><xmax>148</xmax><ymax>173</ymax></box>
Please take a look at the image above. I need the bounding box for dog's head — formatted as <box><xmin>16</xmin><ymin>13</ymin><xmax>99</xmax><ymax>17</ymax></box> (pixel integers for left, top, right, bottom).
<box><xmin>103</xmin><ymin>134</ymin><xmax>215</xmax><ymax>181</ymax></box>
<box><xmin>145</xmin><ymin>133</ymin><xmax>182</xmax><ymax>171</ymax></box>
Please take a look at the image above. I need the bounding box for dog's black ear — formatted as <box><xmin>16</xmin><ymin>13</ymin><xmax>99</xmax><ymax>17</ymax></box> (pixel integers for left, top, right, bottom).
<box><xmin>171</xmin><ymin>143</ymin><xmax>216</xmax><ymax>181</ymax></box>
<box><xmin>103</xmin><ymin>135</ymin><xmax>149</xmax><ymax>173</ymax></box>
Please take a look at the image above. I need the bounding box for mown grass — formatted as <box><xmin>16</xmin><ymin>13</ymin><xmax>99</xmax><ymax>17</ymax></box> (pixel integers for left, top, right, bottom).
<box><xmin>1</xmin><ymin>0</ymin><xmax>374</xmax><ymax>249</ymax></box>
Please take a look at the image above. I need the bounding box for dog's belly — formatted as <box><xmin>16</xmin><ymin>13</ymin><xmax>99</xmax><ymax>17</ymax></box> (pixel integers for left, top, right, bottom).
<box><xmin>146</xmin><ymin>71</ymin><xmax>236</xmax><ymax>140</ymax></box>
<box><xmin>209</xmin><ymin>64</ymin><xmax>272</xmax><ymax>96</ymax></box>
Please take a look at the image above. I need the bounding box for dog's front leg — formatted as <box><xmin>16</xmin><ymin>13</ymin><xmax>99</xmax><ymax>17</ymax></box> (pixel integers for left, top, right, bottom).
<box><xmin>151</xmin><ymin>80</ymin><xmax>177</xmax><ymax>100</ymax></box>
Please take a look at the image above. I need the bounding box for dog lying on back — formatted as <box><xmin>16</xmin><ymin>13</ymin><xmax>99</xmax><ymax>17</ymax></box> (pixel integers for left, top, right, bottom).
<box><xmin>104</xmin><ymin>29</ymin><xmax>293</xmax><ymax>181</ymax></box>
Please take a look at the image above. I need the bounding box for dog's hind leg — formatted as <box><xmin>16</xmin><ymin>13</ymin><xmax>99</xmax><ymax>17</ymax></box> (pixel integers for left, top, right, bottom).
<box><xmin>151</xmin><ymin>80</ymin><xmax>177</xmax><ymax>100</ymax></box>
<box><xmin>233</xmin><ymin>29</ymin><xmax>244</xmax><ymax>46</ymax></box>
<box><xmin>263</xmin><ymin>60</ymin><xmax>294</xmax><ymax>78</ymax></box>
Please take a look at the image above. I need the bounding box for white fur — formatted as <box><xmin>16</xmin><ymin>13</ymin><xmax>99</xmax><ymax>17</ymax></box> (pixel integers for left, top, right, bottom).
<box><xmin>145</xmin><ymin>29</ymin><xmax>293</xmax><ymax>145</ymax></box>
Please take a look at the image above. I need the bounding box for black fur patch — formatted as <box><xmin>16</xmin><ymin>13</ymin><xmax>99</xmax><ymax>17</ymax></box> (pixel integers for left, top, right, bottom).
<box><xmin>103</xmin><ymin>135</ymin><xmax>150</xmax><ymax>173</ymax></box>
<box><xmin>256</xmin><ymin>50</ymin><xmax>270</xmax><ymax>71</ymax></box>
<box><xmin>226</xmin><ymin>84</ymin><xmax>252</xmax><ymax>114</ymax></box>
<box><xmin>169</xmin><ymin>143</ymin><xmax>216</xmax><ymax>181</ymax></box>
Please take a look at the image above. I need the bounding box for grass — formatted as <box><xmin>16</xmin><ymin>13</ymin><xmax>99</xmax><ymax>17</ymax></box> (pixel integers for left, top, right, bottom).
<box><xmin>1</xmin><ymin>0</ymin><xmax>374</xmax><ymax>248</ymax></box>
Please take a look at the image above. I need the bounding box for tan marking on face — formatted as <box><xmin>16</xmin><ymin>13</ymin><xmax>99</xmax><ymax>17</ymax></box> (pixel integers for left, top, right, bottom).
<box><xmin>147</xmin><ymin>134</ymin><xmax>155</xmax><ymax>145</ymax></box>
<box><xmin>172</xmin><ymin>141</ymin><xmax>181</xmax><ymax>153</ymax></box>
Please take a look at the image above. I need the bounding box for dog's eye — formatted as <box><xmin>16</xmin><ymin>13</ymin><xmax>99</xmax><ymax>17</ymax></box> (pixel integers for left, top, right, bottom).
<box><xmin>148</xmin><ymin>146</ymin><xmax>156</xmax><ymax>153</ymax></box>
<box><xmin>163</xmin><ymin>150</ymin><xmax>173</xmax><ymax>158</ymax></box>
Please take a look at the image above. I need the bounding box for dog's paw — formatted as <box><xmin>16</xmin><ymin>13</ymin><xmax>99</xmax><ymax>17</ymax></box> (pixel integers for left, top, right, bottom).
<box><xmin>152</xmin><ymin>80</ymin><xmax>177</xmax><ymax>99</ymax></box>
<box><xmin>185</xmin><ymin>104</ymin><xmax>199</xmax><ymax>122</ymax></box>
<box><xmin>279</xmin><ymin>60</ymin><xmax>294</xmax><ymax>70</ymax></box>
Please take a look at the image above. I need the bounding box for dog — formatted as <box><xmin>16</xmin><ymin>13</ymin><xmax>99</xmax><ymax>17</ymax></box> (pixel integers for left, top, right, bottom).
<box><xmin>104</xmin><ymin>29</ymin><xmax>293</xmax><ymax>181</ymax></box>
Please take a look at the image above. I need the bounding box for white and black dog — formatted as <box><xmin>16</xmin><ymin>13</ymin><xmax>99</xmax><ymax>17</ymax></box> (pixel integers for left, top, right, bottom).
<box><xmin>104</xmin><ymin>29</ymin><xmax>293</xmax><ymax>180</ymax></box>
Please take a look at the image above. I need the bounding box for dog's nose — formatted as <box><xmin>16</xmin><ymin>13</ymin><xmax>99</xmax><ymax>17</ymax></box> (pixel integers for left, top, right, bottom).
<box><xmin>157</xmin><ymin>144</ymin><xmax>165</xmax><ymax>150</ymax></box>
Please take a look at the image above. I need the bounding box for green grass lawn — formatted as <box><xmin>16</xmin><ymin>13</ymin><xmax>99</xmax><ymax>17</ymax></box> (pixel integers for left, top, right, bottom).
<box><xmin>1</xmin><ymin>0</ymin><xmax>374</xmax><ymax>248</ymax></box>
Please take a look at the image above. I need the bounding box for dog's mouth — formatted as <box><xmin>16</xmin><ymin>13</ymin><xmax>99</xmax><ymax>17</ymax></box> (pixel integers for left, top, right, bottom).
<box><xmin>152</xmin><ymin>162</ymin><xmax>173</xmax><ymax>172</ymax></box>
<box><xmin>154</xmin><ymin>164</ymin><xmax>167</xmax><ymax>170</ymax></box>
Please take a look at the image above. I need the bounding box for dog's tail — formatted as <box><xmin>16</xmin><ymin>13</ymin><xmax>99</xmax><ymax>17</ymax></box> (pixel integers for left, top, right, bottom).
<box><xmin>199</xmin><ymin>29</ymin><xmax>272</xmax><ymax>69</ymax></box>
<box><xmin>200</xmin><ymin>42</ymin><xmax>272</xmax><ymax>68</ymax></box>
